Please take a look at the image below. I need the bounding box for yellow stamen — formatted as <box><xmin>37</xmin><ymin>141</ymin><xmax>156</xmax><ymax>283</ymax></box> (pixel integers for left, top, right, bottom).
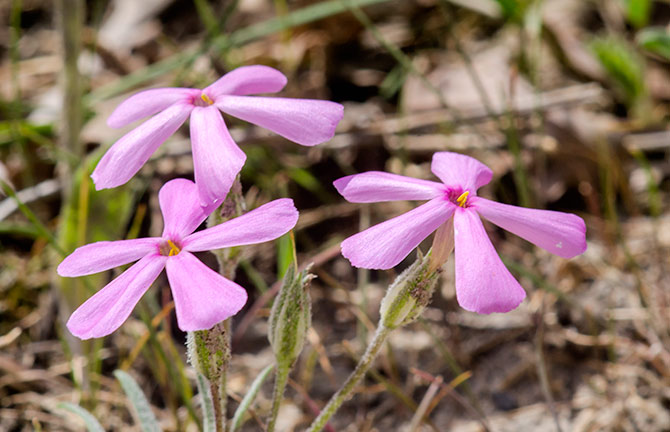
<box><xmin>456</xmin><ymin>191</ymin><xmax>469</xmax><ymax>207</ymax></box>
<box><xmin>167</xmin><ymin>240</ymin><xmax>181</xmax><ymax>256</ymax></box>
<box><xmin>200</xmin><ymin>93</ymin><xmax>214</xmax><ymax>105</ymax></box>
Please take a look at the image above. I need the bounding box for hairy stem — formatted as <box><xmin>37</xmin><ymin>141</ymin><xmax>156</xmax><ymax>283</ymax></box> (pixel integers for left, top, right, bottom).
<box><xmin>209</xmin><ymin>378</ymin><xmax>223</xmax><ymax>432</ymax></box>
<box><xmin>203</xmin><ymin>177</ymin><xmax>244</xmax><ymax>432</ymax></box>
<box><xmin>306</xmin><ymin>325</ymin><xmax>392</xmax><ymax>432</ymax></box>
<box><xmin>220</xmin><ymin>319</ymin><xmax>231</xmax><ymax>432</ymax></box>
<box><xmin>267</xmin><ymin>362</ymin><xmax>291</xmax><ymax>432</ymax></box>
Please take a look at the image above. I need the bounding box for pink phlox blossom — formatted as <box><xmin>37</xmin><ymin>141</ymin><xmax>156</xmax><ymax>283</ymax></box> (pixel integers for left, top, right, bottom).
<box><xmin>58</xmin><ymin>179</ymin><xmax>299</xmax><ymax>339</ymax></box>
<box><xmin>93</xmin><ymin>65</ymin><xmax>344</xmax><ymax>206</ymax></box>
<box><xmin>334</xmin><ymin>152</ymin><xmax>587</xmax><ymax>314</ymax></box>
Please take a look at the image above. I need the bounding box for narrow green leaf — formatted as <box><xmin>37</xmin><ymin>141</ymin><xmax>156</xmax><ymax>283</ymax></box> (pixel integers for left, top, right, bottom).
<box><xmin>0</xmin><ymin>179</ymin><xmax>65</xmax><ymax>256</ymax></box>
<box><xmin>87</xmin><ymin>0</ymin><xmax>392</xmax><ymax>104</ymax></box>
<box><xmin>590</xmin><ymin>36</ymin><xmax>647</xmax><ymax>111</ymax></box>
<box><xmin>57</xmin><ymin>402</ymin><xmax>104</xmax><ymax>432</ymax></box>
<box><xmin>494</xmin><ymin>0</ymin><xmax>530</xmax><ymax>22</ymax></box>
<box><xmin>193</xmin><ymin>0</ymin><xmax>219</xmax><ymax>37</ymax></box>
<box><xmin>196</xmin><ymin>372</ymin><xmax>216</xmax><ymax>432</ymax></box>
<box><xmin>637</xmin><ymin>27</ymin><xmax>670</xmax><ymax>60</ymax></box>
<box><xmin>380</xmin><ymin>64</ymin><xmax>407</xmax><ymax>99</ymax></box>
<box><xmin>113</xmin><ymin>370</ymin><xmax>161</xmax><ymax>432</ymax></box>
<box><xmin>287</xmin><ymin>167</ymin><xmax>331</xmax><ymax>199</ymax></box>
<box><xmin>231</xmin><ymin>364</ymin><xmax>274</xmax><ymax>432</ymax></box>
<box><xmin>276</xmin><ymin>233</ymin><xmax>294</xmax><ymax>279</ymax></box>
<box><xmin>218</xmin><ymin>0</ymin><xmax>391</xmax><ymax>51</ymax></box>
<box><xmin>0</xmin><ymin>222</ymin><xmax>41</xmax><ymax>238</ymax></box>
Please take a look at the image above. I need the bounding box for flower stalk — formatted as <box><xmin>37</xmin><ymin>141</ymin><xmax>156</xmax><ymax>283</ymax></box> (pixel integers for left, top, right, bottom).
<box><xmin>306</xmin><ymin>251</ymin><xmax>440</xmax><ymax>432</ymax></box>
<box><xmin>187</xmin><ymin>323</ymin><xmax>231</xmax><ymax>432</ymax></box>
<box><xmin>267</xmin><ymin>362</ymin><xmax>291</xmax><ymax>432</ymax></box>
<box><xmin>306</xmin><ymin>324</ymin><xmax>391</xmax><ymax>432</ymax></box>
<box><xmin>267</xmin><ymin>265</ymin><xmax>313</xmax><ymax>431</ymax></box>
<box><xmin>188</xmin><ymin>178</ymin><xmax>245</xmax><ymax>432</ymax></box>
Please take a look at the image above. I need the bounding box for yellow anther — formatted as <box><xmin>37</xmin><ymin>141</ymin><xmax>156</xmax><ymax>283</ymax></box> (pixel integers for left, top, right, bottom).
<box><xmin>200</xmin><ymin>93</ymin><xmax>214</xmax><ymax>105</ymax></box>
<box><xmin>167</xmin><ymin>240</ymin><xmax>181</xmax><ymax>256</ymax></box>
<box><xmin>456</xmin><ymin>191</ymin><xmax>470</xmax><ymax>208</ymax></box>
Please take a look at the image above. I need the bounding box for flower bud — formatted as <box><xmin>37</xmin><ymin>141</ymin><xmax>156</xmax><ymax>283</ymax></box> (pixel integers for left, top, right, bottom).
<box><xmin>186</xmin><ymin>322</ymin><xmax>230</xmax><ymax>382</ymax></box>
<box><xmin>379</xmin><ymin>251</ymin><xmax>440</xmax><ymax>329</ymax></box>
<box><xmin>268</xmin><ymin>265</ymin><xmax>314</xmax><ymax>367</ymax></box>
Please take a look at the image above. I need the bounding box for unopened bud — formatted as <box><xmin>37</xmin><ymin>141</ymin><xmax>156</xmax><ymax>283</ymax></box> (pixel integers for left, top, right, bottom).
<box><xmin>268</xmin><ymin>265</ymin><xmax>314</xmax><ymax>367</ymax></box>
<box><xmin>186</xmin><ymin>322</ymin><xmax>230</xmax><ymax>382</ymax></box>
<box><xmin>380</xmin><ymin>251</ymin><xmax>440</xmax><ymax>329</ymax></box>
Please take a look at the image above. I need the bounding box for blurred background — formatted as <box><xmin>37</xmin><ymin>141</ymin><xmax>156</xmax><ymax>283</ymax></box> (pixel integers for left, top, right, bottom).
<box><xmin>1</xmin><ymin>0</ymin><xmax>669</xmax><ymax>430</ymax></box>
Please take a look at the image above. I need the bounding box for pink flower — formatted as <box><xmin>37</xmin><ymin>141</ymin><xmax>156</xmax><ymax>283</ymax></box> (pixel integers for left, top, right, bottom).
<box><xmin>334</xmin><ymin>152</ymin><xmax>587</xmax><ymax>314</ymax></box>
<box><xmin>58</xmin><ymin>179</ymin><xmax>299</xmax><ymax>339</ymax></box>
<box><xmin>93</xmin><ymin>65</ymin><xmax>344</xmax><ymax>206</ymax></box>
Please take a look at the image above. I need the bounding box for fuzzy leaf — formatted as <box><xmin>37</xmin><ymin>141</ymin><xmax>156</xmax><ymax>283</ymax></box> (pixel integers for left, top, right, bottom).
<box><xmin>196</xmin><ymin>372</ymin><xmax>216</xmax><ymax>432</ymax></box>
<box><xmin>114</xmin><ymin>370</ymin><xmax>161</xmax><ymax>432</ymax></box>
<box><xmin>57</xmin><ymin>402</ymin><xmax>104</xmax><ymax>432</ymax></box>
<box><xmin>231</xmin><ymin>364</ymin><xmax>274</xmax><ymax>431</ymax></box>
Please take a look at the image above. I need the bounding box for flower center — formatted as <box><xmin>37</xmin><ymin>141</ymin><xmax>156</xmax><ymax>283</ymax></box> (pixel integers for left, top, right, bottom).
<box><xmin>194</xmin><ymin>93</ymin><xmax>214</xmax><ymax>107</ymax></box>
<box><xmin>456</xmin><ymin>191</ymin><xmax>469</xmax><ymax>208</ymax></box>
<box><xmin>446</xmin><ymin>189</ymin><xmax>471</xmax><ymax>208</ymax></box>
<box><xmin>160</xmin><ymin>239</ymin><xmax>182</xmax><ymax>256</ymax></box>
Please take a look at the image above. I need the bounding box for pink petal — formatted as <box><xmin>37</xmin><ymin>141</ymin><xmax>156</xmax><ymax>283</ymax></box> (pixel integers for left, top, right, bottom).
<box><xmin>334</xmin><ymin>172</ymin><xmax>443</xmax><ymax>203</ymax></box>
<box><xmin>107</xmin><ymin>88</ymin><xmax>199</xmax><ymax>128</ymax></box>
<box><xmin>66</xmin><ymin>254</ymin><xmax>167</xmax><ymax>339</ymax></box>
<box><xmin>183</xmin><ymin>198</ymin><xmax>298</xmax><ymax>252</ymax></box>
<box><xmin>473</xmin><ymin>197</ymin><xmax>587</xmax><ymax>259</ymax></box>
<box><xmin>453</xmin><ymin>209</ymin><xmax>526</xmax><ymax>314</ymax></box>
<box><xmin>92</xmin><ymin>103</ymin><xmax>193</xmax><ymax>190</ymax></box>
<box><xmin>341</xmin><ymin>198</ymin><xmax>454</xmax><ymax>270</ymax></box>
<box><xmin>165</xmin><ymin>251</ymin><xmax>247</xmax><ymax>331</ymax></box>
<box><xmin>215</xmin><ymin>96</ymin><xmax>343</xmax><ymax>146</ymax></box>
<box><xmin>159</xmin><ymin>179</ymin><xmax>214</xmax><ymax>240</ymax></box>
<box><xmin>431</xmin><ymin>152</ymin><xmax>492</xmax><ymax>191</ymax></box>
<box><xmin>190</xmin><ymin>106</ymin><xmax>247</xmax><ymax>206</ymax></box>
<box><xmin>58</xmin><ymin>238</ymin><xmax>161</xmax><ymax>277</ymax></box>
<box><xmin>204</xmin><ymin>65</ymin><xmax>288</xmax><ymax>99</ymax></box>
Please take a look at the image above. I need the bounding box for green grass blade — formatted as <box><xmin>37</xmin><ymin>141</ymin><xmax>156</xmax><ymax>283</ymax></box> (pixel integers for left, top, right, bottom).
<box><xmin>114</xmin><ymin>370</ymin><xmax>162</xmax><ymax>432</ymax></box>
<box><xmin>590</xmin><ymin>36</ymin><xmax>647</xmax><ymax>111</ymax></box>
<box><xmin>0</xmin><ymin>179</ymin><xmax>66</xmax><ymax>256</ymax></box>
<box><xmin>231</xmin><ymin>364</ymin><xmax>274</xmax><ymax>432</ymax></box>
<box><xmin>221</xmin><ymin>0</ymin><xmax>390</xmax><ymax>50</ymax></box>
<box><xmin>0</xmin><ymin>222</ymin><xmax>41</xmax><ymax>238</ymax></box>
<box><xmin>87</xmin><ymin>0</ymin><xmax>392</xmax><ymax>104</ymax></box>
<box><xmin>193</xmin><ymin>0</ymin><xmax>219</xmax><ymax>38</ymax></box>
<box><xmin>277</xmin><ymin>233</ymin><xmax>295</xmax><ymax>279</ymax></box>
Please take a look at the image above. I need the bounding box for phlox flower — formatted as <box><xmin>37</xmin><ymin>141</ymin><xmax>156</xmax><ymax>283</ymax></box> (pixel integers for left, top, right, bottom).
<box><xmin>93</xmin><ymin>65</ymin><xmax>344</xmax><ymax>205</ymax></box>
<box><xmin>334</xmin><ymin>152</ymin><xmax>587</xmax><ymax>314</ymax></box>
<box><xmin>58</xmin><ymin>179</ymin><xmax>299</xmax><ymax>339</ymax></box>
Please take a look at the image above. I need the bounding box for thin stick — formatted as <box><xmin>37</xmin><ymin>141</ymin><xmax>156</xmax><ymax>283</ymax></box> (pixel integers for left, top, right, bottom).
<box><xmin>535</xmin><ymin>306</ymin><xmax>563</xmax><ymax>432</ymax></box>
<box><xmin>408</xmin><ymin>375</ymin><xmax>442</xmax><ymax>432</ymax></box>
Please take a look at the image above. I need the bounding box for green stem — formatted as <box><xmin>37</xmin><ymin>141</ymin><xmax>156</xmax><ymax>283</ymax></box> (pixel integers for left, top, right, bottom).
<box><xmin>306</xmin><ymin>325</ymin><xmax>392</xmax><ymax>432</ymax></box>
<box><xmin>267</xmin><ymin>363</ymin><xmax>291</xmax><ymax>432</ymax></box>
